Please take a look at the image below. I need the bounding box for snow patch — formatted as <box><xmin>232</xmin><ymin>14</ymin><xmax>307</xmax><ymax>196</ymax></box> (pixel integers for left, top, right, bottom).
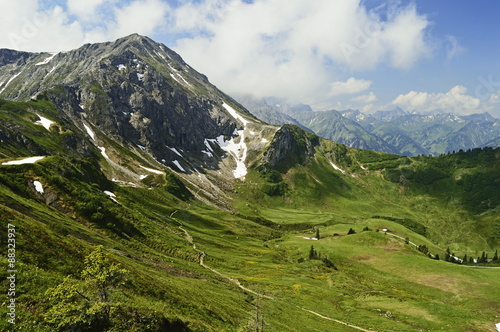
<box><xmin>79</xmin><ymin>103</ymin><xmax>85</xmax><ymax>110</ymax></box>
<box><xmin>204</xmin><ymin>139</ymin><xmax>215</xmax><ymax>153</ymax></box>
<box><xmin>167</xmin><ymin>146</ymin><xmax>183</xmax><ymax>157</ymax></box>
<box><xmin>360</xmin><ymin>164</ymin><xmax>366</xmax><ymax>170</ymax></box>
<box><xmin>249</xmin><ymin>131</ymin><xmax>255</xmax><ymax>135</ymax></box>
<box><xmin>137</xmin><ymin>73</ymin><xmax>144</xmax><ymax>81</ymax></box>
<box><xmin>172</xmin><ymin>160</ymin><xmax>186</xmax><ymax>172</ymax></box>
<box><xmin>33</xmin><ymin>181</ymin><xmax>44</xmax><ymax>194</ymax></box>
<box><xmin>216</xmin><ymin>131</ymin><xmax>248</xmax><ymax>178</ymax></box>
<box><xmin>99</xmin><ymin>147</ymin><xmax>110</xmax><ymax>159</ymax></box>
<box><xmin>201</xmin><ymin>150</ymin><xmax>213</xmax><ymax>158</ymax></box>
<box><xmin>169</xmin><ymin>73</ymin><xmax>181</xmax><ymax>84</ymax></box>
<box><xmin>104</xmin><ymin>190</ymin><xmax>119</xmax><ymax>203</ymax></box>
<box><xmin>103</xmin><ymin>190</ymin><xmax>116</xmax><ymax>197</ymax></box>
<box><xmin>2</xmin><ymin>156</ymin><xmax>45</xmax><ymax>165</ymax></box>
<box><xmin>330</xmin><ymin>162</ymin><xmax>346</xmax><ymax>174</ymax></box>
<box><xmin>0</xmin><ymin>72</ymin><xmax>22</xmax><ymax>94</ymax></box>
<box><xmin>35</xmin><ymin>53</ymin><xmax>57</xmax><ymax>66</ymax></box>
<box><xmin>83</xmin><ymin>124</ymin><xmax>95</xmax><ymax>141</ymax></box>
<box><xmin>117</xmin><ymin>64</ymin><xmax>126</xmax><ymax>71</ymax></box>
<box><xmin>155</xmin><ymin>50</ymin><xmax>166</xmax><ymax>61</ymax></box>
<box><xmin>137</xmin><ymin>144</ymin><xmax>146</xmax><ymax>151</ymax></box>
<box><xmin>35</xmin><ymin>115</ymin><xmax>54</xmax><ymax>130</ymax></box>
<box><xmin>261</xmin><ymin>138</ymin><xmax>269</xmax><ymax>143</ymax></box>
<box><xmin>140</xmin><ymin>175</ymin><xmax>148</xmax><ymax>180</ymax></box>
<box><xmin>168</xmin><ymin>63</ymin><xmax>177</xmax><ymax>72</ymax></box>
<box><xmin>140</xmin><ymin>166</ymin><xmax>164</xmax><ymax>174</ymax></box>
<box><xmin>222</xmin><ymin>103</ymin><xmax>249</xmax><ymax>126</ymax></box>
<box><xmin>495</xmin><ymin>322</ymin><xmax>500</xmax><ymax>332</ymax></box>
<box><xmin>176</xmin><ymin>73</ymin><xmax>191</xmax><ymax>86</ymax></box>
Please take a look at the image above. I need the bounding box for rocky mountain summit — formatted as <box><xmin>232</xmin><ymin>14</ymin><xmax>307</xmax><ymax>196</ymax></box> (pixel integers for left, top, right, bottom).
<box><xmin>0</xmin><ymin>34</ymin><xmax>279</xmax><ymax>203</ymax></box>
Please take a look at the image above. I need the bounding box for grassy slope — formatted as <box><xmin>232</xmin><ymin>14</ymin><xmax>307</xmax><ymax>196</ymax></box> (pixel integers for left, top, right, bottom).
<box><xmin>0</xmin><ymin>100</ymin><xmax>499</xmax><ymax>331</ymax></box>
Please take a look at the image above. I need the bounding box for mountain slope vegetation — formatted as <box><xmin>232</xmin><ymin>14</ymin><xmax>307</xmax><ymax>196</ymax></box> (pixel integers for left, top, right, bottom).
<box><xmin>0</xmin><ymin>35</ymin><xmax>499</xmax><ymax>332</ymax></box>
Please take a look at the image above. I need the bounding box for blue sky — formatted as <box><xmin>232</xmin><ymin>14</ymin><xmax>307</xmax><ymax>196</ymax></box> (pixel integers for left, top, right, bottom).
<box><xmin>1</xmin><ymin>0</ymin><xmax>499</xmax><ymax>117</ymax></box>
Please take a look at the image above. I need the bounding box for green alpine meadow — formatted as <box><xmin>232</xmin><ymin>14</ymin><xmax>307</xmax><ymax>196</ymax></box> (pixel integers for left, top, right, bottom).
<box><xmin>0</xmin><ymin>35</ymin><xmax>499</xmax><ymax>332</ymax></box>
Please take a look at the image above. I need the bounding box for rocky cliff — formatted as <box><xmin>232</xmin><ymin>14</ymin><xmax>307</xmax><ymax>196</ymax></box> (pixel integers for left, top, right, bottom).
<box><xmin>0</xmin><ymin>34</ymin><xmax>275</xmax><ymax>197</ymax></box>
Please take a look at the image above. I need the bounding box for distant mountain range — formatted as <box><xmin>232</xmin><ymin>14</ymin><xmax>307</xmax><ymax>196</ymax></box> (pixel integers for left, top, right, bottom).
<box><xmin>237</xmin><ymin>96</ymin><xmax>500</xmax><ymax>156</ymax></box>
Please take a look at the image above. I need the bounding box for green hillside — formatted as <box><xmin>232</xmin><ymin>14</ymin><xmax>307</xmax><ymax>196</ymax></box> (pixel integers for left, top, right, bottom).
<box><xmin>0</xmin><ymin>99</ymin><xmax>499</xmax><ymax>332</ymax></box>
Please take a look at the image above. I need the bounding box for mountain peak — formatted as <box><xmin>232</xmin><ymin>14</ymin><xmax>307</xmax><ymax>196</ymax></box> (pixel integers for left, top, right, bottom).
<box><xmin>113</xmin><ymin>33</ymin><xmax>157</xmax><ymax>49</ymax></box>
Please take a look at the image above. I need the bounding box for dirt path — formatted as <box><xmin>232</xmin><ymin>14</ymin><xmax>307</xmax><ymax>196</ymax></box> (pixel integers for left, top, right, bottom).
<box><xmin>175</xmin><ymin>221</ymin><xmax>379</xmax><ymax>331</ymax></box>
<box><xmin>300</xmin><ymin>308</ymin><xmax>377</xmax><ymax>332</ymax></box>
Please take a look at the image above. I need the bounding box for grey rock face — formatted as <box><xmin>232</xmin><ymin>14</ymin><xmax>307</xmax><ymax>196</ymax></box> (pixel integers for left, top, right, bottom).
<box><xmin>262</xmin><ymin>125</ymin><xmax>318</xmax><ymax>171</ymax></box>
<box><xmin>0</xmin><ymin>34</ymin><xmax>254</xmax><ymax>170</ymax></box>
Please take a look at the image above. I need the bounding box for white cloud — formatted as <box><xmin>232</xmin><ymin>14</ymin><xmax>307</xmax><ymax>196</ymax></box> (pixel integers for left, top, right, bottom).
<box><xmin>0</xmin><ymin>2</ymin><xmax>87</xmax><ymax>52</ymax></box>
<box><xmin>391</xmin><ymin>85</ymin><xmax>500</xmax><ymax>116</ymax></box>
<box><xmin>351</xmin><ymin>92</ymin><xmax>377</xmax><ymax>103</ymax></box>
<box><xmin>330</xmin><ymin>78</ymin><xmax>372</xmax><ymax>97</ymax></box>
<box><xmin>67</xmin><ymin>0</ymin><xmax>110</xmax><ymax>22</ymax></box>
<box><xmin>173</xmin><ymin>0</ymin><xmax>432</xmax><ymax>104</ymax></box>
<box><xmin>380</xmin><ymin>4</ymin><xmax>431</xmax><ymax>69</ymax></box>
<box><xmin>0</xmin><ymin>0</ymin><xmax>170</xmax><ymax>52</ymax></box>
<box><xmin>445</xmin><ymin>35</ymin><xmax>466</xmax><ymax>62</ymax></box>
<box><xmin>0</xmin><ymin>0</ymin><xmax>440</xmax><ymax>113</ymax></box>
<box><xmin>111</xmin><ymin>0</ymin><xmax>170</xmax><ymax>39</ymax></box>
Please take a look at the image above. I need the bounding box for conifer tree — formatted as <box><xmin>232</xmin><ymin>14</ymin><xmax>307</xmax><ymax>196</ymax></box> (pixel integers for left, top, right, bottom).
<box><xmin>309</xmin><ymin>245</ymin><xmax>316</xmax><ymax>260</ymax></box>
<box><xmin>480</xmin><ymin>251</ymin><xmax>486</xmax><ymax>263</ymax></box>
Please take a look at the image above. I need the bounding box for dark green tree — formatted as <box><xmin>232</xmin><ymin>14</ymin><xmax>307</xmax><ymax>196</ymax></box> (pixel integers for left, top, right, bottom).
<box><xmin>44</xmin><ymin>246</ymin><xmax>128</xmax><ymax>331</ymax></box>
<box><xmin>309</xmin><ymin>245</ymin><xmax>316</xmax><ymax>260</ymax></box>
<box><xmin>347</xmin><ymin>228</ymin><xmax>356</xmax><ymax>235</ymax></box>
<box><xmin>479</xmin><ymin>251</ymin><xmax>487</xmax><ymax>263</ymax></box>
<box><xmin>493</xmin><ymin>250</ymin><xmax>498</xmax><ymax>262</ymax></box>
<box><xmin>315</xmin><ymin>228</ymin><xmax>320</xmax><ymax>240</ymax></box>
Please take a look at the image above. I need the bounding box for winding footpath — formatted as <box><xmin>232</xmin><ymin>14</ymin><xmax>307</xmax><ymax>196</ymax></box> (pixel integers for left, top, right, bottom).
<box><xmin>172</xmin><ymin>211</ymin><xmax>377</xmax><ymax>332</ymax></box>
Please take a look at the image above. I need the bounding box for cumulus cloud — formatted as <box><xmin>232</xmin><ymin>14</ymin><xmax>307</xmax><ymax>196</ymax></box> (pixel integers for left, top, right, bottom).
<box><xmin>173</xmin><ymin>0</ymin><xmax>432</xmax><ymax>104</ymax></box>
<box><xmin>330</xmin><ymin>78</ymin><xmax>372</xmax><ymax>97</ymax></box>
<box><xmin>0</xmin><ymin>0</ymin><xmax>170</xmax><ymax>52</ymax></box>
<box><xmin>0</xmin><ymin>2</ymin><xmax>87</xmax><ymax>51</ymax></box>
<box><xmin>111</xmin><ymin>0</ymin><xmax>170</xmax><ymax>38</ymax></box>
<box><xmin>391</xmin><ymin>85</ymin><xmax>500</xmax><ymax>116</ymax></box>
<box><xmin>351</xmin><ymin>92</ymin><xmax>377</xmax><ymax>103</ymax></box>
<box><xmin>67</xmin><ymin>0</ymin><xmax>110</xmax><ymax>22</ymax></box>
<box><xmin>0</xmin><ymin>0</ymin><xmax>449</xmax><ymax>112</ymax></box>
